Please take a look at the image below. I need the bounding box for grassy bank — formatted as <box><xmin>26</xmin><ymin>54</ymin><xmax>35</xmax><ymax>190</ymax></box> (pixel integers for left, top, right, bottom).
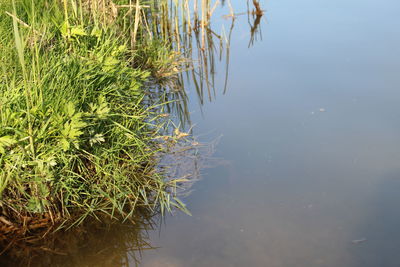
<box><xmin>0</xmin><ymin>0</ymin><xmax>191</xmax><ymax>239</ymax></box>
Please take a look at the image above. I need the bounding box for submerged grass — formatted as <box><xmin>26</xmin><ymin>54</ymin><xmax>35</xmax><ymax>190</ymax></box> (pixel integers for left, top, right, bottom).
<box><xmin>0</xmin><ymin>0</ymin><xmax>191</xmax><ymax>237</ymax></box>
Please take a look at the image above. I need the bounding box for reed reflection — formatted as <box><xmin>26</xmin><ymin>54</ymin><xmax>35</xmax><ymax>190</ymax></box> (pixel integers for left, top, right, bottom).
<box><xmin>151</xmin><ymin>0</ymin><xmax>265</xmax><ymax>127</ymax></box>
<box><xmin>1</xmin><ymin>209</ymin><xmax>156</xmax><ymax>267</ymax></box>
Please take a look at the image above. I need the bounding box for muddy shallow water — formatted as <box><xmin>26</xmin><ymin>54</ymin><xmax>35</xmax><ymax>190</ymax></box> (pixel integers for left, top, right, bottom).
<box><xmin>140</xmin><ymin>0</ymin><xmax>400</xmax><ymax>266</ymax></box>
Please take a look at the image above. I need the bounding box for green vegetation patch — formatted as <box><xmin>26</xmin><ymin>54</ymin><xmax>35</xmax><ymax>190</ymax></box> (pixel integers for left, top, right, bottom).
<box><xmin>0</xmin><ymin>0</ymin><xmax>187</xmax><ymax>232</ymax></box>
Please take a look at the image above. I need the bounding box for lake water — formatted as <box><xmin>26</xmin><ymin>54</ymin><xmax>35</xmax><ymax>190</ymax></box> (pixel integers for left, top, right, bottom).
<box><xmin>140</xmin><ymin>0</ymin><xmax>400</xmax><ymax>266</ymax></box>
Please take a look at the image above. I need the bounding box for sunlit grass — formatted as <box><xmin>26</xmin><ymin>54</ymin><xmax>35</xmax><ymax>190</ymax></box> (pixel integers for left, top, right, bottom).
<box><xmin>0</xmin><ymin>0</ymin><xmax>190</xmax><ymax>231</ymax></box>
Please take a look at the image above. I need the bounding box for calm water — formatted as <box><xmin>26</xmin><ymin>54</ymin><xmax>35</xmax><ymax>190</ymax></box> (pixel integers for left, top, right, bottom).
<box><xmin>141</xmin><ymin>0</ymin><xmax>400</xmax><ymax>266</ymax></box>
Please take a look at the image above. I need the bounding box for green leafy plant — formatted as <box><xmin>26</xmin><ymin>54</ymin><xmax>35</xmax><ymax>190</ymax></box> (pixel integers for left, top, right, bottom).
<box><xmin>0</xmin><ymin>0</ymin><xmax>191</xmax><ymax>232</ymax></box>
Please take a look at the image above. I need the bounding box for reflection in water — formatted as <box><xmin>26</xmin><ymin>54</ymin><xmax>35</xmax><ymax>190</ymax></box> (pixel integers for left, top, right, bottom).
<box><xmin>248</xmin><ymin>13</ymin><xmax>263</xmax><ymax>48</ymax></box>
<box><xmin>141</xmin><ymin>0</ymin><xmax>400</xmax><ymax>266</ymax></box>
<box><xmin>248</xmin><ymin>0</ymin><xmax>264</xmax><ymax>47</ymax></box>
<box><xmin>156</xmin><ymin>0</ymin><xmax>264</xmax><ymax>127</ymax></box>
<box><xmin>1</xmin><ymin>210</ymin><xmax>155</xmax><ymax>267</ymax></box>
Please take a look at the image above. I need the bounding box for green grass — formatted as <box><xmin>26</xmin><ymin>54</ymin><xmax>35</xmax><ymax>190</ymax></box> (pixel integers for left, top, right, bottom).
<box><xmin>0</xmin><ymin>0</ymin><xmax>190</xmax><ymax>230</ymax></box>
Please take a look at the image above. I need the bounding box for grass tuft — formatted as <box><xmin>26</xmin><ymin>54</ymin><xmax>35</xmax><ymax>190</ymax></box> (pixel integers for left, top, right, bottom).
<box><xmin>0</xmin><ymin>0</ymin><xmax>190</xmax><ymax>232</ymax></box>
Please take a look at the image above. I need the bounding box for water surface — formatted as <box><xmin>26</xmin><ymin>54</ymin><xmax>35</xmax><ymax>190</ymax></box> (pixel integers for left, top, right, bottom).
<box><xmin>141</xmin><ymin>0</ymin><xmax>400</xmax><ymax>266</ymax></box>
